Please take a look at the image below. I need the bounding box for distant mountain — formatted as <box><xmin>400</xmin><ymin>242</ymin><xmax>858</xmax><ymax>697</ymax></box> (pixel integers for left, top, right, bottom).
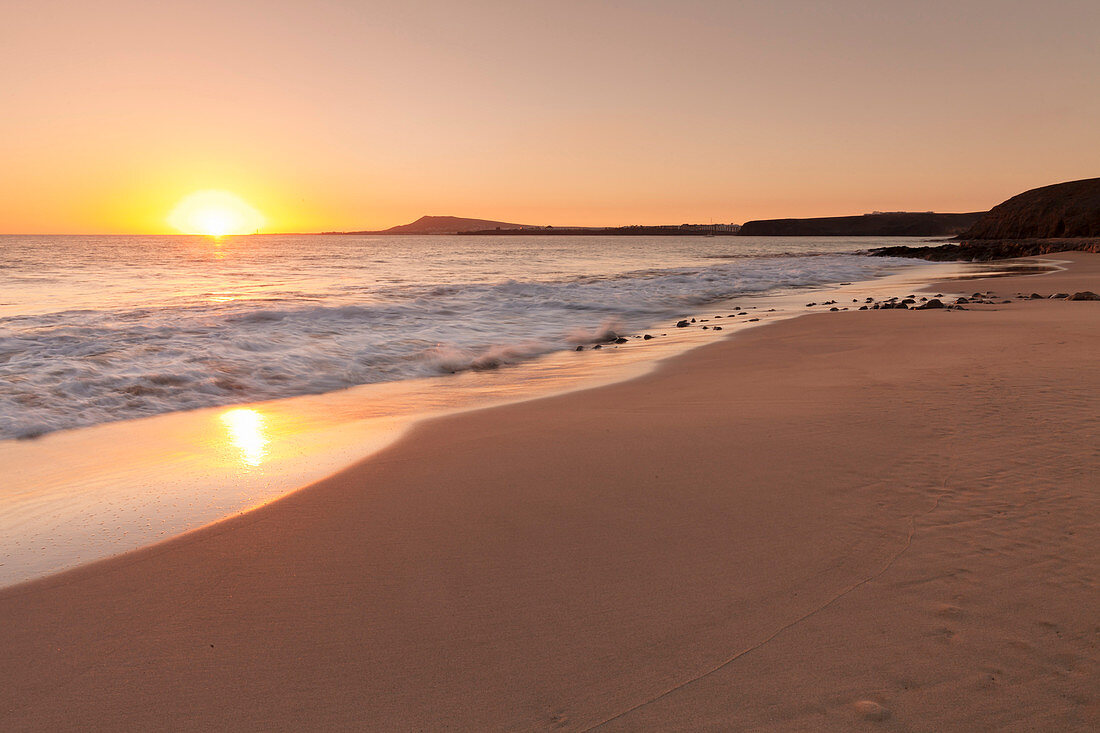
<box><xmin>738</xmin><ymin>211</ymin><xmax>985</xmax><ymax>237</ymax></box>
<box><xmin>957</xmin><ymin>178</ymin><xmax>1100</xmax><ymax>240</ymax></box>
<box><xmin>327</xmin><ymin>216</ymin><xmax>535</xmax><ymax>235</ymax></box>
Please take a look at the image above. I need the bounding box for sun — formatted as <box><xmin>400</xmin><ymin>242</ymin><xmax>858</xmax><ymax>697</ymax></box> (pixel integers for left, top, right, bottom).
<box><xmin>167</xmin><ymin>190</ymin><xmax>266</xmax><ymax>237</ymax></box>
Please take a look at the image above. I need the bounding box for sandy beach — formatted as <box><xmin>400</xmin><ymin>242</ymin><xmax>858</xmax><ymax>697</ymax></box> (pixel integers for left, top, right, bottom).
<box><xmin>1</xmin><ymin>254</ymin><xmax>1097</xmax><ymax>730</ymax></box>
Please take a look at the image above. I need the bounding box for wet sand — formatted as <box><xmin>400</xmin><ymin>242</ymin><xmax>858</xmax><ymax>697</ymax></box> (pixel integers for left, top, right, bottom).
<box><xmin>1</xmin><ymin>254</ymin><xmax>1097</xmax><ymax>730</ymax></box>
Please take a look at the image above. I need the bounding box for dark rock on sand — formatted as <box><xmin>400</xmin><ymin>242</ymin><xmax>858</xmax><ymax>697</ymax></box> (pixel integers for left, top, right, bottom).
<box><xmin>614</xmin><ymin>337</ymin><xmax>628</xmax><ymax>344</ymax></box>
<box><xmin>676</xmin><ymin>320</ymin><xmax>690</xmax><ymax>328</ymax></box>
<box><xmin>1051</xmin><ymin>293</ymin><xmax>1068</xmax><ymax>299</ymax></box>
<box><xmin>575</xmin><ymin>345</ymin><xmax>584</xmax><ymax>351</ymax></box>
<box><xmin>643</xmin><ymin>334</ymin><xmax>654</xmax><ymax>340</ymax></box>
<box><xmin>917</xmin><ymin>299</ymin><xmax>945</xmax><ymax>309</ymax></box>
<box><xmin>1068</xmin><ymin>290</ymin><xmax>1100</xmax><ymax>300</ymax></box>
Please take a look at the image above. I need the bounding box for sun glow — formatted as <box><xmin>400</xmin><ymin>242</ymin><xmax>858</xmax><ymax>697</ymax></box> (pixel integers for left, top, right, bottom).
<box><xmin>220</xmin><ymin>408</ymin><xmax>270</xmax><ymax>467</ymax></box>
<box><xmin>168</xmin><ymin>190</ymin><xmax>266</xmax><ymax>237</ymax></box>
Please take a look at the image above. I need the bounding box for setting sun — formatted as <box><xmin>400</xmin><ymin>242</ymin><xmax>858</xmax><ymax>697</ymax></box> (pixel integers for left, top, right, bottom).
<box><xmin>167</xmin><ymin>190</ymin><xmax>266</xmax><ymax>237</ymax></box>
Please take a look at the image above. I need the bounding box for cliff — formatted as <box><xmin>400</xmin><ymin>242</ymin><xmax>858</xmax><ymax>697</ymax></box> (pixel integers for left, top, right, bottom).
<box><xmin>870</xmin><ymin>178</ymin><xmax>1100</xmax><ymax>260</ymax></box>
<box><xmin>957</xmin><ymin>178</ymin><xmax>1100</xmax><ymax>240</ymax></box>
<box><xmin>737</xmin><ymin>212</ymin><xmax>985</xmax><ymax>237</ymax></box>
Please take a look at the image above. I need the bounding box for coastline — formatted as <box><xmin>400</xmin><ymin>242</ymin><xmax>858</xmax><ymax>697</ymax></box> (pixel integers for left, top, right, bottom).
<box><xmin>1</xmin><ymin>254</ymin><xmax>1097</xmax><ymax>729</ymax></box>
<box><xmin>0</xmin><ymin>257</ymin><xmax>952</xmax><ymax>588</ymax></box>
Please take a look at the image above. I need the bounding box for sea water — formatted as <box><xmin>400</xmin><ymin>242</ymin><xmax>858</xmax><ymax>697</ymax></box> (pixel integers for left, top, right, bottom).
<box><xmin>1</xmin><ymin>234</ymin><xmax>920</xmax><ymax>439</ymax></box>
<box><xmin>1</xmin><ymin>234</ymin><xmax>957</xmax><ymax>585</ymax></box>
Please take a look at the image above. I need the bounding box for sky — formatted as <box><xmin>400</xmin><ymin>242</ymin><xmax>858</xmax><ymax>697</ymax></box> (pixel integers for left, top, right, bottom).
<box><xmin>3</xmin><ymin>0</ymin><xmax>1099</xmax><ymax>234</ymax></box>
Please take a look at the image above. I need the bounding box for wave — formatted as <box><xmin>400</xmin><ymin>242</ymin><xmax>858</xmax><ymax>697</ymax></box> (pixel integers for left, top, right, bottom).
<box><xmin>0</xmin><ymin>254</ymin><xmax>911</xmax><ymax>439</ymax></box>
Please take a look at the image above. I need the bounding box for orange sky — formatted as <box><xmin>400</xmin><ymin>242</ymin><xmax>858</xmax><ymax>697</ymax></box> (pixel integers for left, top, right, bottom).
<box><xmin>4</xmin><ymin>0</ymin><xmax>1099</xmax><ymax>234</ymax></box>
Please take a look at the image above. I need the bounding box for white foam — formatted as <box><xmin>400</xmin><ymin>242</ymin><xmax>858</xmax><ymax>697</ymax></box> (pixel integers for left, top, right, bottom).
<box><xmin>0</xmin><ymin>236</ymin><xmax>918</xmax><ymax>439</ymax></box>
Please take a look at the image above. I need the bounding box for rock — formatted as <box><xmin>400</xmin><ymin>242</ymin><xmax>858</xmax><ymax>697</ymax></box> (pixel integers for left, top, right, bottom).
<box><xmin>676</xmin><ymin>320</ymin><xmax>690</xmax><ymax>328</ymax></box>
<box><xmin>748</xmin><ymin>318</ymin><xmax>759</xmax><ymax>322</ymax></box>
<box><xmin>592</xmin><ymin>344</ymin><xmax>602</xmax><ymax>350</ymax></box>
<box><xmin>829</xmin><ymin>307</ymin><xmax>839</xmax><ymax>311</ymax></box>
<box><xmin>690</xmin><ymin>318</ymin><xmax>696</xmax><ymax>323</ymax></box>
<box><xmin>614</xmin><ymin>337</ymin><xmax>628</xmax><ymax>343</ymax></box>
<box><xmin>701</xmin><ymin>325</ymin><xmax>709</xmax><ymax>330</ymax></box>
<box><xmin>1068</xmin><ymin>290</ymin><xmax>1100</xmax><ymax>300</ymax></box>
<box><xmin>858</xmin><ymin>305</ymin><xmax>868</xmax><ymax>310</ymax></box>
<box><xmin>1002</xmin><ymin>300</ymin><xmax>1012</xmax><ymax>303</ymax></box>
<box><xmin>853</xmin><ymin>700</ymin><xmax>891</xmax><ymax>721</ymax></box>
<box><xmin>713</xmin><ymin>326</ymin><xmax>722</xmax><ymax>331</ymax></box>
<box><xmin>1050</xmin><ymin>293</ymin><xmax>1069</xmax><ymax>299</ymax></box>
<box><xmin>738</xmin><ymin>312</ymin><xmax>748</xmax><ymax>316</ymax></box>
<box><xmin>955</xmin><ymin>297</ymin><xmax>969</xmax><ymax>304</ymax></box>
<box><xmin>575</xmin><ymin>345</ymin><xmax>584</xmax><ymax>351</ymax></box>
<box><xmin>917</xmin><ymin>299</ymin><xmax>945</xmax><ymax>309</ymax></box>
<box><xmin>643</xmin><ymin>334</ymin><xmax>654</xmax><ymax>340</ymax></box>
<box><xmin>806</xmin><ymin>303</ymin><xmax>817</xmax><ymax>307</ymax></box>
<box><xmin>1030</xmin><ymin>293</ymin><xmax>1043</xmax><ymax>299</ymax></box>
<box><xmin>901</xmin><ymin>298</ymin><xmax>916</xmax><ymax>305</ymax></box>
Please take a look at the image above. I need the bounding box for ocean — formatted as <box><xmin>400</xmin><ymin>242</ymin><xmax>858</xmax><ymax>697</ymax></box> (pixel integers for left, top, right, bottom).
<box><xmin>1</xmin><ymin>234</ymin><xmax>921</xmax><ymax>440</ymax></box>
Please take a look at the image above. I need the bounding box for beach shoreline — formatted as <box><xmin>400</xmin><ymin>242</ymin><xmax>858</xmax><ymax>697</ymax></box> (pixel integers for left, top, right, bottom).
<box><xmin>1</xmin><ymin>253</ymin><xmax>1097</xmax><ymax>730</ymax></box>
<box><xmin>0</xmin><ymin>256</ymin><xmax>962</xmax><ymax>589</ymax></box>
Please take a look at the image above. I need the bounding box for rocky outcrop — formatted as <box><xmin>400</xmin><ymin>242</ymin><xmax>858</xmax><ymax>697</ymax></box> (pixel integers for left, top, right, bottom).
<box><xmin>870</xmin><ymin>178</ymin><xmax>1100</xmax><ymax>261</ymax></box>
<box><xmin>959</xmin><ymin>178</ymin><xmax>1100</xmax><ymax>240</ymax></box>
<box><xmin>869</xmin><ymin>238</ymin><xmax>1100</xmax><ymax>261</ymax></box>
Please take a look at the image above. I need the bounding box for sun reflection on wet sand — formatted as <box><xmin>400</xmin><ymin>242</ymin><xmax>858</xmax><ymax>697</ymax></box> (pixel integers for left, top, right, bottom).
<box><xmin>220</xmin><ymin>408</ymin><xmax>269</xmax><ymax>467</ymax></box>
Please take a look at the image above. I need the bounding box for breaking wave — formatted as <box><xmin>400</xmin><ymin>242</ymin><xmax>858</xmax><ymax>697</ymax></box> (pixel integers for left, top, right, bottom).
<box><xmin>0</xmin><ymin>247</ymin><xmax>911</xmax><ymax>439</ymax></box>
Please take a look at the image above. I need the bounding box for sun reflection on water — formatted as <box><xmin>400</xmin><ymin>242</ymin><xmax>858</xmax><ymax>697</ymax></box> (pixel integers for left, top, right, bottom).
<box><xmin>220</xmin><ymin>408</ymin><xmax>269</xmax><ymax>467</ymax></box>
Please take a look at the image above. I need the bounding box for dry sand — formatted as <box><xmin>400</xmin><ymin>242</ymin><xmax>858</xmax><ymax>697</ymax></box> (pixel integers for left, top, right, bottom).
<box><xmin>1</xmin><ymin>254</ymin><xmax>1097</xmax><ymax>731</ymax></box>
